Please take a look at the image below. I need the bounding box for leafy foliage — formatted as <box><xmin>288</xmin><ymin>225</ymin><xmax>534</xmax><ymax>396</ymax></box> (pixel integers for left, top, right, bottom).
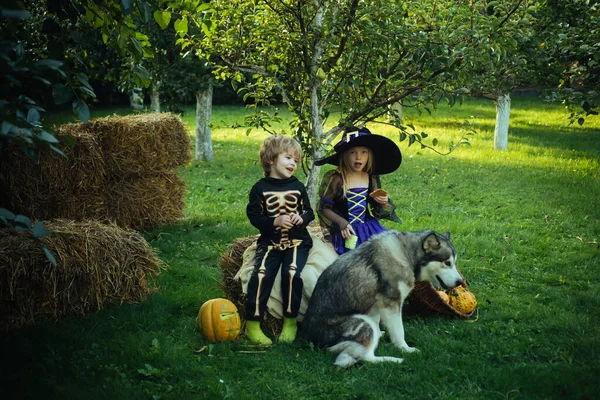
<box><xmin>0</xmin><ymin>0</ymin><xmax>160</xmax><ymax>259</ymax></box>
<box><xmin>535</xmin><ymin>0</ymin><xmax>599</xmax><ymax>124</ymax></box>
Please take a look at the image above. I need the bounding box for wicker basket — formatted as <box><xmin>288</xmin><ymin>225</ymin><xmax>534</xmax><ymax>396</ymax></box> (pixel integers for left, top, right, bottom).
<box><xmin>217</xmin><ymin>236</ymin><xmax>475</xmax><ymax>332</ymax></box>
<box><xmin>404</xmin><ymin>281</ymin><xmax>475</xmax><ymax>318</ymax></box>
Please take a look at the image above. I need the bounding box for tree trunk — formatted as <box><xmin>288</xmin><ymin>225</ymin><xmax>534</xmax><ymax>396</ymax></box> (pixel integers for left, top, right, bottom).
<box><xmin>305</xmin><ymin>84</ymin><xmax>324</xmax><ymax>208</ymax></box>
<box><xmin>494</xmin><ymin>93</ymin><xmax>511</xmax><ymax>150</ymax></box>
<box><xmin>150</xmin><ymin>83</ymin><xmax>160</xmax><ymax>112</ymax></box>
<box><xmin>304</xmin><ymin>2</ymin><xmax>326</xmax><ymax>208</ymax></box>
<box><xmin>195</xmin><ymin>85</ymin><xmax>214</xmax><ymax>162</ymax></box>
<box><xmin>387</xmin><ymin>101</ymin><xmax>403</xmax><ymax>123</ymax></box>
<box><xmin>130</xmin><ymin>87</ymin><xmax>143</xmax><ymax>110</ymax></box>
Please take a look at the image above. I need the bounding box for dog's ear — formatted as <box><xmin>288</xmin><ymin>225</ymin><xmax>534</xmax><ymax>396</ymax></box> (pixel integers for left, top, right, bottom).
<box><xmin>423</xmin><ymin>233</ymin><xmax>441</xmax><ymax>251</ymax></box>
<box><xmin>442</xmin><ymin>232</ymin><xmax>451</xmax><ymax>240</ymax></box>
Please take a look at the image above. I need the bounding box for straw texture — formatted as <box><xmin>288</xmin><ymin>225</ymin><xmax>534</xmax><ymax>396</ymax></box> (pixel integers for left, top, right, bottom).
<box><xmin>0</xmin><ymin>219</ymin><xmax>166</xmax><ymax>330</ymax></box>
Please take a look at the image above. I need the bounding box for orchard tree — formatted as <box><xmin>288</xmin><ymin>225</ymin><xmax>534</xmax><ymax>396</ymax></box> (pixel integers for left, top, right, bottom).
<box><xmin>447</xmin><ymin>0</ymin><xmax>540</xmax><ymax>150</ymax></box>
<box><xmin>150</xmin><ymin>4</ymin><xmax>217</xmax><ymax>161</ymax></box>
<box><xmin>180</xmin><ymin>0</ymin><xmax>481</xmax><ymax>201</ymax></box>
<box><xmin>535</xmin><ymin>0</ymin><xmax>599</xmax><ymax>125</ymax></box>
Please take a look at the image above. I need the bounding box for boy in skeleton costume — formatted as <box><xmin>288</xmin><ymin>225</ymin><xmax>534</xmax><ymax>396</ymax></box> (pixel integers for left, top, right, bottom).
<box><xmin>245</xmin><ymin>135</ymin><xmax>314</xmax><ymax>345</ymax></box>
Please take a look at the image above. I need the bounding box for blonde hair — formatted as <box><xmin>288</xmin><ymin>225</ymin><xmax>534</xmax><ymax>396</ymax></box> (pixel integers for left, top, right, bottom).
<box><xmin>259</xmin><ymin>134</ymin><xmax>302</xmax><ymax>177</ymax></box>
<box><xmin>338</xmin><ymin>146</ymin><xmax>374</xmax><ymax>195</ymax></box>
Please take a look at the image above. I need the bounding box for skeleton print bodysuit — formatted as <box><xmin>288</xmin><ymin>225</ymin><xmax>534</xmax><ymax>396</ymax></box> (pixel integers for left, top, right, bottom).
<box><xmin>245</xmin><ymin>176</ymin><xmax>314</xmax><ymax>321</ymax></box>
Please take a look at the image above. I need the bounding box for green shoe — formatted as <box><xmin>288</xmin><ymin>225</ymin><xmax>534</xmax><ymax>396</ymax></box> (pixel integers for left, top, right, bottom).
<box><xmin>278</xmin><ymin>317</ymin><xmax>297</xmax><ymax>343</ymax></box>
<box><xmin>245</xmin><ymin>320</ymin><xmax>272</xmax><ymax>345</ymax></box>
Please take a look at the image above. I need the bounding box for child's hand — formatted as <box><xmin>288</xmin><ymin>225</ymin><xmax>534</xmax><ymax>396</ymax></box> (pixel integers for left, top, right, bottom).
<box><xmin>340</xmin><ymin>222</ymin><xmax>356</xmax><ymax>239</ymax></box>
<box><xmin>372</xmin><ymin>195</ymin><xmax>388</xmax><ymax>205</ymax></box>
<box><xmin>274</xmin><ymin>215</ymin><xmax>295</xmax><ymax>229</ymax></box>
<box><xmin>289</xmin><ymin>213</ymin><xmax>304</xmax><ymax>226</ymax></box>
<box><xmin>370</xmin><ymin>189</ymin><xmax>389</xmax><ymax>205</ymax></box>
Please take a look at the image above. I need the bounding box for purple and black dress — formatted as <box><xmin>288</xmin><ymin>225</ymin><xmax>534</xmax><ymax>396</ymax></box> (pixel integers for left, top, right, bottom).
<box><xmin>317</xmin><ymin>170</ymin><xmax>401</xmax><ymax>255</ymax></box>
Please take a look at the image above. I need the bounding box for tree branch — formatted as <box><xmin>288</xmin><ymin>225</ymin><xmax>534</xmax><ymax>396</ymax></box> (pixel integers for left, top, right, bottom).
<box><xmin>326</xmin><ymin>0</ymin><xmax>359</xmax><ymax>69</ymax></box>
<box><xmin>498</xmin><ymin>0</ymin><xmax>524</xmax><ymax>29</ymax></box>
<box><xmin>219</xmin><ymin>56</ymin><xmax>293</xmax><ymax>106</ymax></box>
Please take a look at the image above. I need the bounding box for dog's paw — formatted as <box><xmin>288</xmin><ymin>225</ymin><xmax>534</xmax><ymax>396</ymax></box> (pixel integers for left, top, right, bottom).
<box><xmin>401</xmin><ymin>345</ymin><xmax>419</xmax><ymax>353</ymax></box>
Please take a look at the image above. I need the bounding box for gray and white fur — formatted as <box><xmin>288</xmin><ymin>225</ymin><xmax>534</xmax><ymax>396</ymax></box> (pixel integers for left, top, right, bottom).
<box><xmin>301</xmin><ymin>229</ymin><xmax>463</xmax><ymax>368</ymax></box>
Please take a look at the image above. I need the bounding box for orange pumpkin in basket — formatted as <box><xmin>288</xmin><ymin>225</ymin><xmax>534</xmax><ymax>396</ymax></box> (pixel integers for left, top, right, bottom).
<box><xmin>437</xmin><ymin>290</ymin><xmax>450</xmax><ymax>303</ymax></box>
<box><xmin>447</xmin><ymin>286</ymin><xmax>477</xmax><ymax>314</ymax></box>
<box><xmin>197</xmin><ymin>298</ymin><xmax>241</xmax><ymax>342</ymax></box>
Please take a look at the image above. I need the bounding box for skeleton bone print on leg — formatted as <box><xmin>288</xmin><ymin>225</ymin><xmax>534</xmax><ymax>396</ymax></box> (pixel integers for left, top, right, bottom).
<box><xmin>252</xmin><ymin>190</ymin><xmax>304</xmax><ymax>317</ymax></box>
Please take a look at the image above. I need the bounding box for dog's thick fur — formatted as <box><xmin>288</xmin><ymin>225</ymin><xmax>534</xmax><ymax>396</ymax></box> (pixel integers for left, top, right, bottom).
<box><xmin>301</xmin><ymin>230</ymin><xmax>463</xmax><ymax>367</ymax></box>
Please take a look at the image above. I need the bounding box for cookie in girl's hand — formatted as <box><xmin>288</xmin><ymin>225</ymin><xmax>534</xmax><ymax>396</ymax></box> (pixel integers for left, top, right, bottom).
<box><xmin>369</xmin><ymin>189</ymin><xmax>388</xmax><ymax>198</ymax></box>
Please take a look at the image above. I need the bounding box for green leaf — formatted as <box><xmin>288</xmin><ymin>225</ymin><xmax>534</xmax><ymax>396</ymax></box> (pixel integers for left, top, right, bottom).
<box><xmin>32</xmin><ymin>221</ymin><xmax>51</xmax><ymax>239</ymax></box>
<box><xmin>71</xmin><ymin>29</ymin><xmax>82</xmax><ymax>44</ymax></box>
<box><xmin>197</xmin><ymin>3</ymin><xmax>212</xmax><ymax>11</ymax></box>
<box><xmin>582</xmin><ymin>102</ymin><xmax>591</xmax><ymax>113</ymax></box>
<box><xmin>399</xmin><ymin>132</ymin><xmax>407</xmax><ymax>142</ymax></box>
<box><xmin>37</xmin><ymin>130</ymin><xmax>59</xmax><ymax>144</ymax></box>
<box><xmin>14</xmin><ymin>214</ymin><xmax>33</xmax><ymax>229</ymax></box>
<box><xmin>132</xmin><ymin>65</ymin><xmax>150</xmax><ymax>87</ymax></box>
<box><xmin>120</xmin><ymin>0</ymin><xmax>135</xmax><ymax>15</ymax></box>
<box><xmin>49</xmin><ymin>144</ymin><xmax>67</xmax><ymax>158</ymax></box>
<box><xmin>52</xmin><ymin>84</ymin><xmax>73</xmax><ymax>105</ymax></box>
<box><xmin>73</xmin><ymin>99</ymin><xmax>90</xmax><ymax>123</ymax></box>
<box><xmin>577</xmin><ymin>117</ymin><xmax>584</xmax><ymax>126</ymax></box>
<box><xmin>75</xmin><ymin>73</ymin><xmax>93</xmax><ymax>90</ymax></box>
<box><xmin>129</xmin><ymin>37</ymin><xmax>144</xmax><ymax>60</ymax></box>
<box><xmin>24</xmin><ymin>147</ymin><xmax>38</xmax><ymax>162</ymax></box>
<box><xmin>0</xmin><ymin>9</ymin><xmax>31</xmax><ymax>20</ymax></box>
<box><xmin>0</xmin><ymin>208</ymin><xmax>16</xmax><ymax>222</ymax></box>
<box><xmin>174</xmin><ymin>18</ymin><xmax>188</xmax><ymax>37</ymax></box>
<box><xmin>27</xmin><ymin>108</ymin><xmax>40</xmax><ymax>125</ymax></box>
<box><xmin>138</xmin><ymin>0</ymin><xmax>152</xmax><ymax>23</ymax></box>
<box><xmin>42</xmin><ymin>247</ymin><xmax>57</xmax><ymax>266</ymax></box>
<box><xmin>201</xmin><ymin>20</ymin><xmax>213</xmax><ymax>36</ymax></box>
<box><xmin>154</xmin><ymin>10</ymin><xmax>171</xmax><ymax>29</ymax></box>
<box><xmin>34</xmin><ymin>59</ymin><xmax>63</xmax><ymax>70</ymax></box>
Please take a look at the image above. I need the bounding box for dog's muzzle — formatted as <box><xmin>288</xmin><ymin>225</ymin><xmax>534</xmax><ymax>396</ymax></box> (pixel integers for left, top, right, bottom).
<box><xmin>436</xmin><ymin>275</ymin><xmax>463</xmax><ymax>290</ymax></box>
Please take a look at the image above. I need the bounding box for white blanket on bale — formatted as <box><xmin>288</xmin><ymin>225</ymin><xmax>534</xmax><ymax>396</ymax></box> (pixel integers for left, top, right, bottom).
<box><xmin>234</xmin><ymin>228</ymin><xmax>338</xmax><ymax>321</ymax></box>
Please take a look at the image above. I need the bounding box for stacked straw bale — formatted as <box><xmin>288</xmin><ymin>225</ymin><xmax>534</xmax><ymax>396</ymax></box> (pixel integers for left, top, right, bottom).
<box><xmin>0</xmin><ymin>219</ymin><xmax>166</xmax><ymax>331</ymax></box>
<box><xmin>0</xmin><ymin>113</ymin><xmax>190</xmax><ymax>229</ymax></box>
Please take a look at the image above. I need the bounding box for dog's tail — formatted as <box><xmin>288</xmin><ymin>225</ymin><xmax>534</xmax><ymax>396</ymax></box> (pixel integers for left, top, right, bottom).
<box><xmin>328</xmin><ymin>341</ymin><xmax>364</xmax><ymax>368</ymax></box>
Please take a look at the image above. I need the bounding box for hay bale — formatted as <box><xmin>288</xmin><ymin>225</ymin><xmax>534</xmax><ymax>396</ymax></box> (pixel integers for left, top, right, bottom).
<box><xmin>84</xmin><ymin>113</ymin><xmax>191</xmax><ymax>178</ymax></box>
<box><xmin>105</xmin><ymin>171</ymin><xmax>187</xmax><ymax>229</ymax></box>
<box><xmin>0</xmin><ymin>131</ymin><xmax>105</xmax><ymax>219</ymax></box>
<box><xmin>0</xmin><ymin>219</ymin><xmax>166</xmax><ymax>331</ymax></box>
<box><xmin>0</xmin><ymin>113</ymin><xmax>189</xmax><ymax>229</ymax></box>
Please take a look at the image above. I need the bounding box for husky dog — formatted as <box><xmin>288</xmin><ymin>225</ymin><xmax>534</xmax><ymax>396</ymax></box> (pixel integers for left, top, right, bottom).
<box><xmin>301</xmin><ymin>230</ymin><xmax>463</xmax><ymax>368</ymax></box>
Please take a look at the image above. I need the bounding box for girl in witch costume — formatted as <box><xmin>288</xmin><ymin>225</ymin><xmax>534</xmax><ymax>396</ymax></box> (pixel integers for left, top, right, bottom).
<box><xmin>244</xmin><ymin>135</ymin><xmax>314</xmax><ymax>345</ymax></box>
<box><xmin>315</xmin><ymin>127</ymin><xmax>402</xmax><ymax>254</ymax></box>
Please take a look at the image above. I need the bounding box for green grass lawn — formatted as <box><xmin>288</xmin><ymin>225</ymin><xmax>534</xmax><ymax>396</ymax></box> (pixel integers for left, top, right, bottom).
<box><xmin>1</xmin><ymin>96</ymin><xmax>599</xmax><ymax>399</ymax></box>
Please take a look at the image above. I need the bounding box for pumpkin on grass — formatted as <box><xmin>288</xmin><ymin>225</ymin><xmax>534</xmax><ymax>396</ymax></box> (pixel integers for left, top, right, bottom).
<box><xmin>197</xmin><ymin>298</ymin><xmax>241</xmax><ymax>342</ymax></box>
<box><xmin>447</xmin><ymin>286</ymin><xmax>477</xmax><ymax>314</ymax></box>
